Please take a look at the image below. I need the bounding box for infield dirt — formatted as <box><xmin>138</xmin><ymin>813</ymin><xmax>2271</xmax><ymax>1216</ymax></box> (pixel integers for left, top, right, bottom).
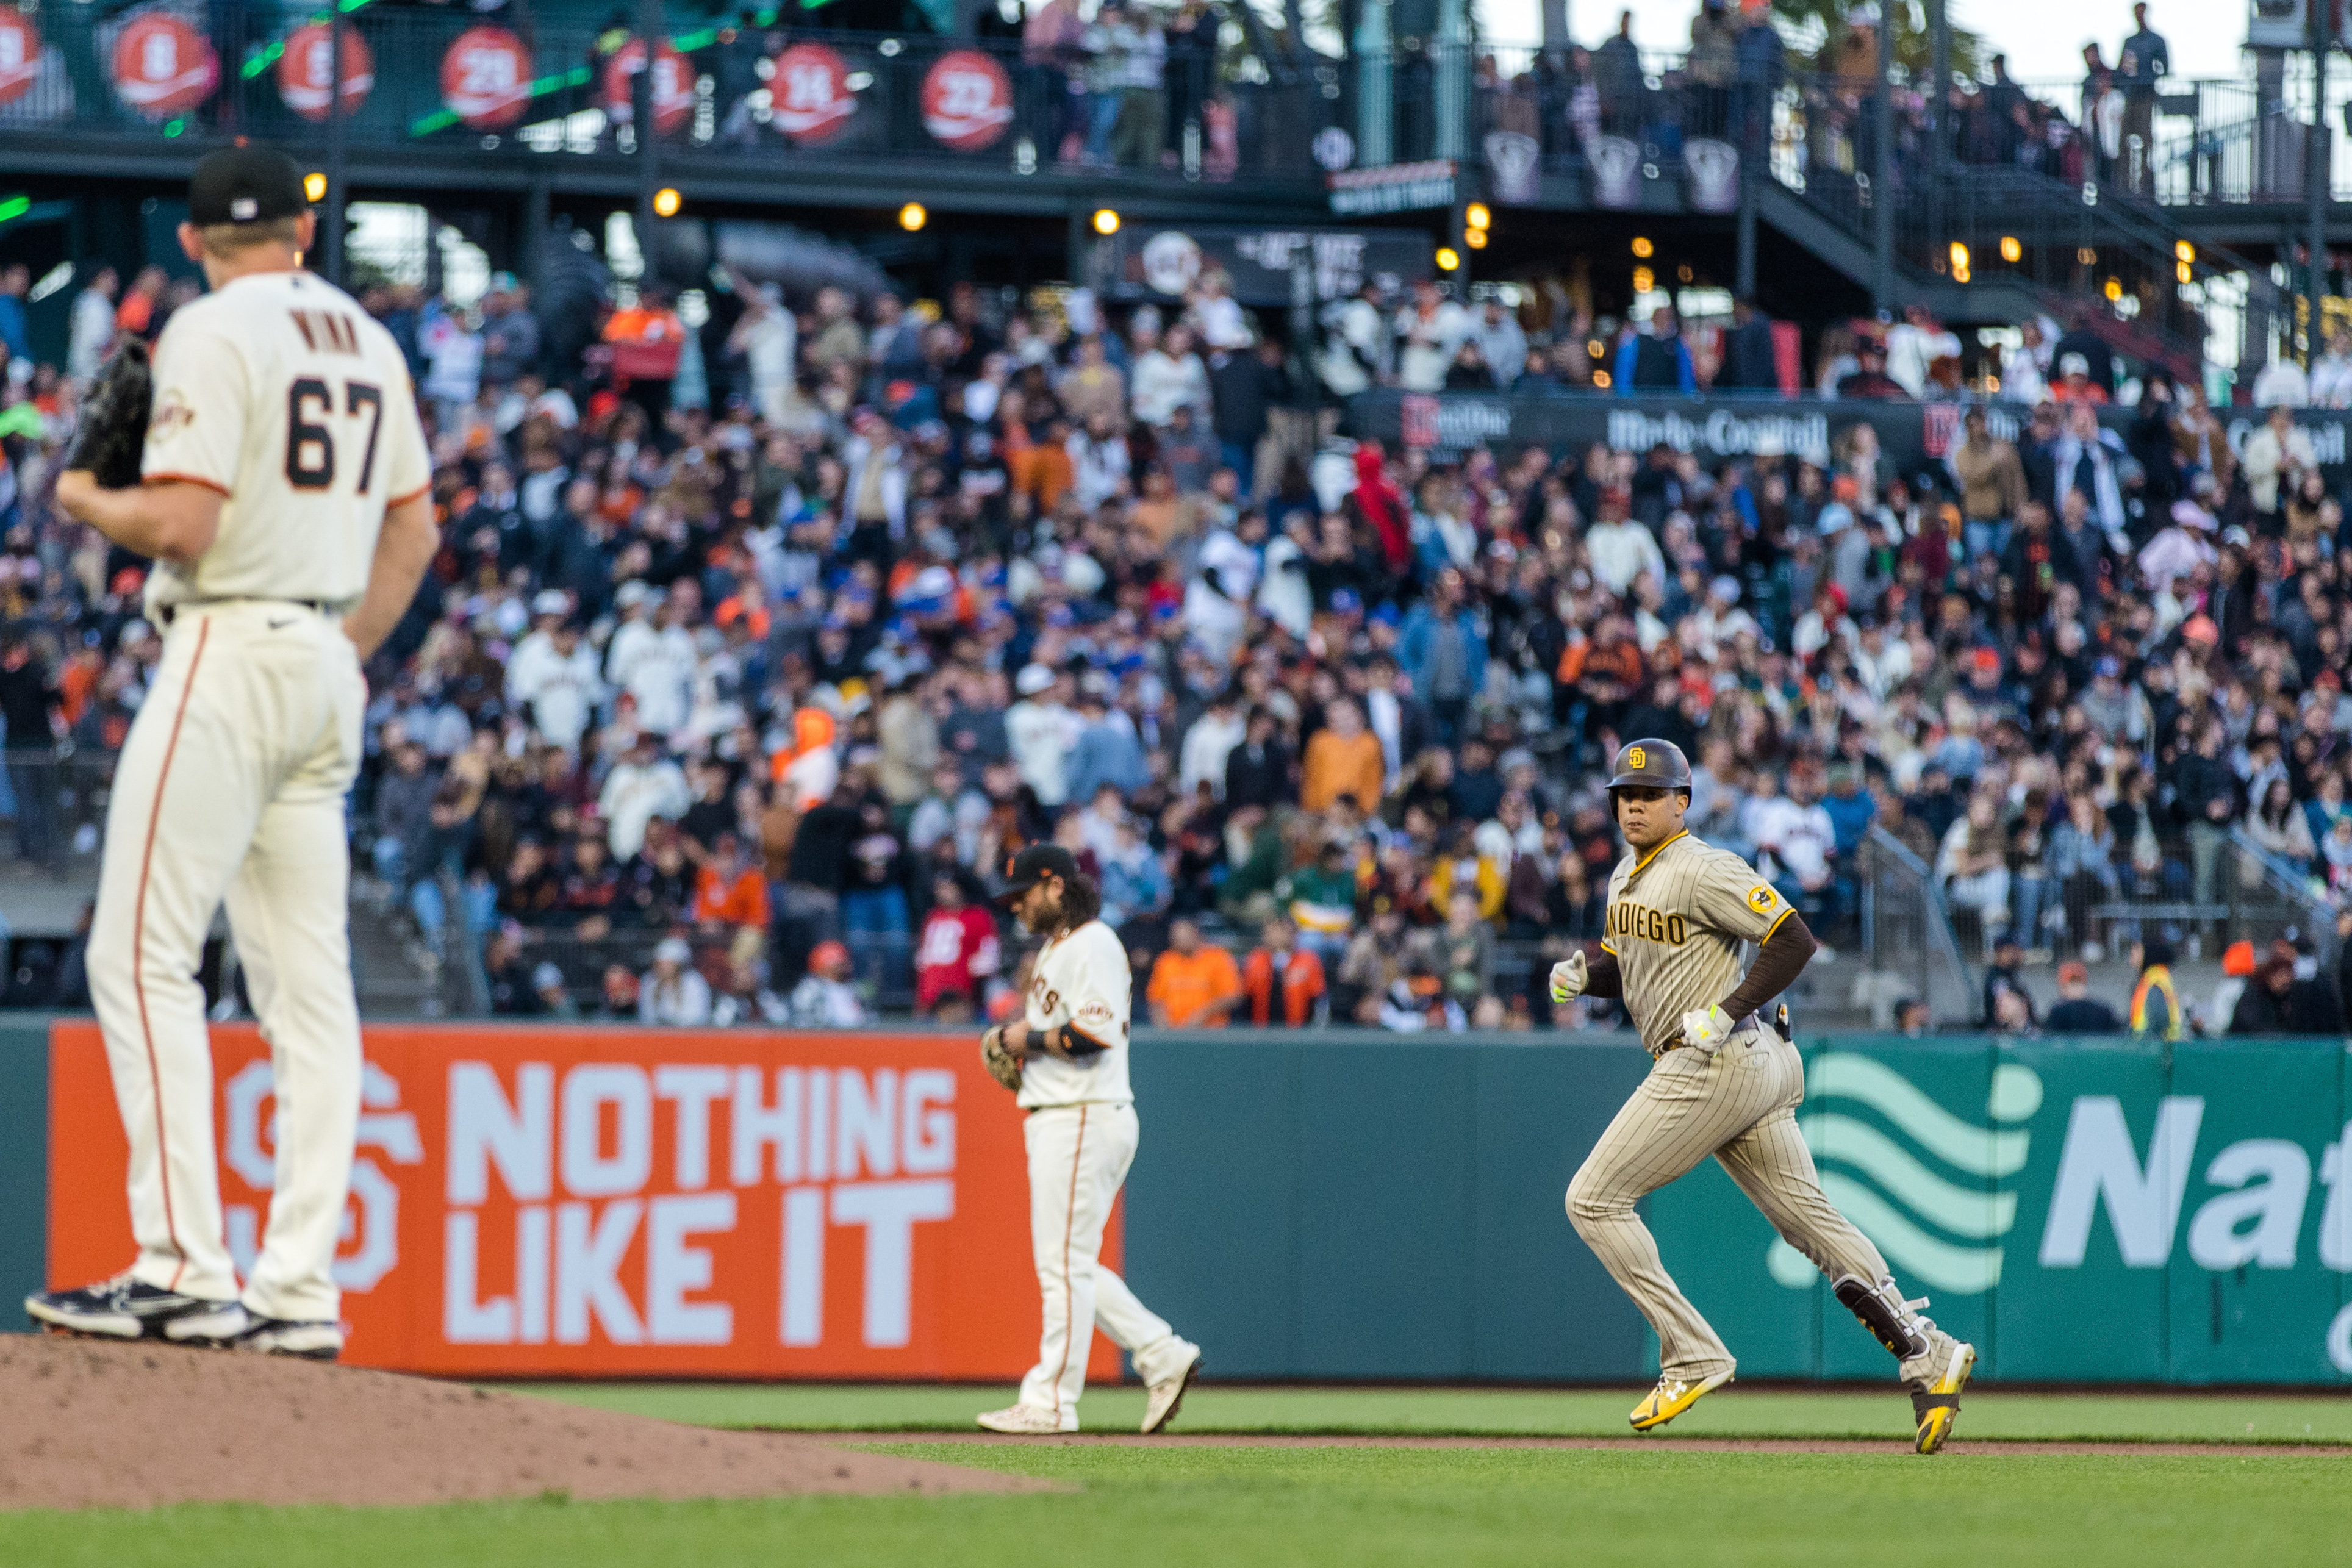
<box><xmin>0</xmin><ymin>1335</ymin><xmax>1039</xmax><ymax>1511</ymax></box>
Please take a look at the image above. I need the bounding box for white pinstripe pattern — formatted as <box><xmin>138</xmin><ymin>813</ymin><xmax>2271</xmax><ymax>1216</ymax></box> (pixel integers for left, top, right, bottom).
<box><xmin>1571</xmin><ymin>833</ymin><xmax>1943</xmax><ymax>1384</ymax></box>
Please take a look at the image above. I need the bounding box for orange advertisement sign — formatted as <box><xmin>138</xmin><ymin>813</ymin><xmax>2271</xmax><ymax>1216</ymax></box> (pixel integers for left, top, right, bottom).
<box><xmin>48</xmin><ymin>1023</ymin><xmax>1119</xmax><ymax>1380</ymax></box>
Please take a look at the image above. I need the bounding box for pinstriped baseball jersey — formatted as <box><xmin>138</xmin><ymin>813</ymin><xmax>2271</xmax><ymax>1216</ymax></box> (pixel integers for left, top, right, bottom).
<box><xmin>1601</xmin><ymin>830</ymin><xmax>1793</xmax><ymax>1050</ymax></box>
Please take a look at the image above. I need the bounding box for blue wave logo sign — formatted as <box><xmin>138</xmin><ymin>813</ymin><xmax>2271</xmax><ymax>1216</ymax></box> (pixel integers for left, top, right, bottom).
<box><xmin>1766</xmin><ymin>1054</ymin><xmax>2045</xmax><ymax>1296</ymax></box>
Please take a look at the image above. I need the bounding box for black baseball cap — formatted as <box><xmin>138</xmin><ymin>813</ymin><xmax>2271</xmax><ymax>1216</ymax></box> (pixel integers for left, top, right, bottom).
<box><xmin>995</xmin><ymin>843</ymin><xmax>1080</xmax><ymax>906</ymax></box>
<box><xmin>189</xmin><ymin>146</ymin><xmax>308</xmax><ymax>227</ymax></box>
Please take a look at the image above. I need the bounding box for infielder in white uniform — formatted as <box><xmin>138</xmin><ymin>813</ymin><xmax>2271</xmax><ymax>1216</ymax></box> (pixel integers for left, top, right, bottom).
<box><xmin>29</xmin><ymin>148</ymin><xmax>437</xmax><ymax>1359</ymax></box>
<box><xmin>974</xmin><ymin>844</ymin><xmax>1202</xmax><ymax>1434</ymax></box>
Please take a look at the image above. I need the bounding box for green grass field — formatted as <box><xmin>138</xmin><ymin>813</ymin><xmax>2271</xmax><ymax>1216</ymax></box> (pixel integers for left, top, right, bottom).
<box><xmin>9</xmin><ymin>1386</ymin><xmax>2350</xmax><ymax>1567</ymax></box>
<box><xmin>507</xmin><ymin>1380</ymin><xmax>2352</xmax><ymax>1445</ymax></box>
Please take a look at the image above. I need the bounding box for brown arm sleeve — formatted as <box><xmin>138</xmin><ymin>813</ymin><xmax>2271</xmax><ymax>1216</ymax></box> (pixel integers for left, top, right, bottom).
<box><xmin>1581</xmin><ymin>943</ymin><xmax>1624</xmax><ymax>1000</ymax></box>
<box><xmin>1717</xmin><ymin>910</ymin><xmax>1817</xmax><ymax>1022</ymax></box>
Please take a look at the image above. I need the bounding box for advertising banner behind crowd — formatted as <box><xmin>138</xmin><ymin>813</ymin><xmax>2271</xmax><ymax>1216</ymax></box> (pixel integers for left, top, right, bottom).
<box><xmin>48</xmin><ymin>1023</ymin><xmax>1110</xmax><ymax>1380</ymax></box>
<box><xmin>1651</xmin><ymin>1037</ymin><xmax>2352</xmax><ymax>1384</ymax></box>
<box><xmin>1347</xmin><ymin>390</ymin><xmax>2352</xmax><ymax>491</ymax></box>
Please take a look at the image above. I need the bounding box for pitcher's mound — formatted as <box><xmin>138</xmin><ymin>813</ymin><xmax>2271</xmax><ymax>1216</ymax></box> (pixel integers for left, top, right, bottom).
<box><xmin>1</xmin><ymin>1334</ymin><xmax>1036</xmax><ymax>1511</ymax></box>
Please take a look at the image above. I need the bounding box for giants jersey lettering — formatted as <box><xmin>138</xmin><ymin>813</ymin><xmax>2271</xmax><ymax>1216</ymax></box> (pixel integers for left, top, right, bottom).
<box><xmin>1602</xmin><ymin>830</ymin><xmax>1792</xmax><ymax>1051</ymax></box>
<box><xmin>1017</xmin><ymin>918</ymin><xmax>1134</xmax><ymax>1109</ymax></box>
<box><xmin>140</xmin><ymin>270</ymin><xmax>430</xmax><ymax>613</ymax></box>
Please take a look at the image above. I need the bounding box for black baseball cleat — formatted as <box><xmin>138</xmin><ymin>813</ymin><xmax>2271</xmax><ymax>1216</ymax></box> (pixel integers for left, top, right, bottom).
<box><xmin>231</xmin><ymin>1312</ymin><xmax>346</xmax><ymax>1361</ymax></box>
<box><xmin>26</xmin><ymin>1276</ymin><xmax>247</xmax><ymax>1345</ymax></box>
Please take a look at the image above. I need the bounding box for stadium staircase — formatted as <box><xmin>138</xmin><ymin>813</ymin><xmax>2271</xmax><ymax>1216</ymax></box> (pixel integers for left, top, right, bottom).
<box><xmin>1763</xmin><ymin>155</ymin><xmax>2284</xmax><ymax>384</ymax></box>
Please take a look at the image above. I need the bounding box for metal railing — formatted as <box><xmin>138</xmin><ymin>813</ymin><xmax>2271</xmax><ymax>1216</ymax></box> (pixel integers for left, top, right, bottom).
<box><xmin>0</xmin><ymin>4</ymin><xmax>1345</xmax><ymax>185</ymax></box>
<box><xmin>1857</xmin><ymin>825</ymin><xmax>1977</xmax><ymax>1028</ymax></box>
<box><xmin>0</xmin><ymin>750</ymin><xmax>118</xmax><ymax>876</ymax></box>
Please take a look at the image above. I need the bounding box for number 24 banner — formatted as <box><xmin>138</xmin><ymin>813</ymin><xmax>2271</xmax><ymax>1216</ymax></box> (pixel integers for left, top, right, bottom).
<box><xmin>48</xmin><ymin>1023</ymin><xmax>1120</xmax><ymax>1379</ymax></box>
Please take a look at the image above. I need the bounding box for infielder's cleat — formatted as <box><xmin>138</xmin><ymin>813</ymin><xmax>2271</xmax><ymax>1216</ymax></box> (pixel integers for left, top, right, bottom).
<box><xmin>1141</xmin><ymin>1350</ymin><xmax>1202</xmax><ymax>1434</ymax></box>
<box><xmin>977</xmin><ymin>1403</ymin><xmax>1078</xmax><ymax>1434</ymax></box>
<box><xmin>1629</xmin><ymin>1369</ymin><xmax>1734</xmax><ymax>1432</ymax></box>
<box><xmin>1912</xmin><ymin>1341</ymin><xmax>1976</xmax><ymax>1455</ymax></box>
<box><xmin>26</xmin><ymin>1276</ymin><xmax>246</xmax><ymax>1345</ymax></box>
<box><xmin>231</xmin><ymin>1312</ymin><xmax>346</xmax><ymax>1361</ymax></box>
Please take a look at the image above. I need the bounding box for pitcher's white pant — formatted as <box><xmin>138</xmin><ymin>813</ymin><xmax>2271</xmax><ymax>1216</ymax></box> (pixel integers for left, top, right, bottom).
<box><xmin>85</xmin><ymin>601</ymin><xmax>366</xmax><ymax>1324</ymax></box>
<box><xmin>1017</xmin><ymin>1101</ymin><xmax>1197</xmax><ymax>1426</ymax></box>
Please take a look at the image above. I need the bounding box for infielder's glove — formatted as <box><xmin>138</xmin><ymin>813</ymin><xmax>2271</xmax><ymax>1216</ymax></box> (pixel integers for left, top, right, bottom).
<box><xmin>65</xmin><ymin>342</ymin><xmax>152</xmax><ymax>490</ymax></box>
<box><xmin>979</xmin><ymin>1025</ymin><xmax>1024</xmax><ymax>1092</ymax></box>
<box><xmin>1547</xmin><ymin>950</ymin><xmax>1588</xmax><ymax>1003</ymax></box>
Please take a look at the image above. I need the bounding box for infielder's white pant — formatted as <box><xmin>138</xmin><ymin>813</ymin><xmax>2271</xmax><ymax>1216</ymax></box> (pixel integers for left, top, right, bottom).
<box><xmin>1567</xmin><ymin>1031</ymin><xmax>1955</xmax><ymax>1389</ymax></box>
<box><xmin>1018</xmin><ymin>1102</ymin><xmax>1197</xmax><ymax>1426</ymax></box>
<box><xmin>86</xmin><ymin>601</ymin><xmax>365</xmax><ymax>1323</ymax></box>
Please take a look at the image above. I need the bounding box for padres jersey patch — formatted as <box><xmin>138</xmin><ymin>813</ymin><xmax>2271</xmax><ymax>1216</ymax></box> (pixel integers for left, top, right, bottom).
<box><xmin>1747</xmin><ymin>884</ymin><xmax>1778</xmax><ymax>915</ymax></box>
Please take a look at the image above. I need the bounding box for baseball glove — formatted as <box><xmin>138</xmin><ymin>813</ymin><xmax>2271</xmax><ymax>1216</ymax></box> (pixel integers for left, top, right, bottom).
<box><xmin>66</xmin><ymin>342</ymin><xmax>153</xmax><ymax>490</ymax></box>
<box><xmin>980</xmin><ymin>1025</ymin><xmax>1024</xmax><ymax>1092</ymax></box>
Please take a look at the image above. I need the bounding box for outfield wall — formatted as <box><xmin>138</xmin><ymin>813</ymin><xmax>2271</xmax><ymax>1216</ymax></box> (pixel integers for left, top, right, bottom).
<box><xmin>9</xmin><ymin>1020</ymin><xmax>2349</xmax><ymax>1385</ymax></box>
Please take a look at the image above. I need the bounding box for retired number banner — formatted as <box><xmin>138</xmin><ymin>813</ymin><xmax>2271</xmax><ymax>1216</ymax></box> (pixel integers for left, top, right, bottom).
<box><xmin>48</xmin><ymin>1023</ymin><xmax>1116</xmax><ymax>1380</ymax></box>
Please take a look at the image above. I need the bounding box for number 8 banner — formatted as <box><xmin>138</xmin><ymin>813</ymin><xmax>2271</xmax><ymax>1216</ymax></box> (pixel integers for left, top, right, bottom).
<box><xmin>921</xmin><ymin>50</ymin><xmax>1013</xmax><ymax>153</ymax></box>
<box><xmin>441</xmin><ymin>24</ymin><xmax>533</xmax><ymax>131</ymax></box>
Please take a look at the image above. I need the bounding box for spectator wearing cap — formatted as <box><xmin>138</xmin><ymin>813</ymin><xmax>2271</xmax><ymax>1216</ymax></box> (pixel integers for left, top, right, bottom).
<box><xmin>2136</xmin><ymin>497</ymin><xmax>2216</xmax><ymax>598</ymax></box>
<box><xmin>1006</xmin><ymin>665</ymin><xmax>1078</xmax><ymax>808</ymax></box>
<box><xmin>506</xmin><ymin>593</ymin><xmax>604</xmax><ymax>756</ymax></box>
<box><xmin>2043</xmin><ymin>960</ymin><xmax>2120</xmax><ymax>1033</ymax></box>
<box><xmin>640</xmin><ymin>936</ymin><xmax>713</xmax><ymax>1026</ymax></box>
<box><xmin>599</xmin><ymin>733</ymin><xmax>691</xmax><ymax>861</ymax></box>
<box><xmin>531</xmin><ymin>961</ymin><xmax>581</xmax><ymax>1020</ymax></box>
<box><xmin>790</xmin><ymin>939</ymin><xmax>869</xmax><ymax>1027</ymax></box>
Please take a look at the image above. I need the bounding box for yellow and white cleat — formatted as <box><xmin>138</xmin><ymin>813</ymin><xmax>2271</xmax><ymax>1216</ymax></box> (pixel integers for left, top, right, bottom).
<box><xmin>1912</xmin><ymin>1341</ymin><xmax>1976</xmax><ymax>1454</ymax></box>
<box><xmin>1629</xmin><ymin>1369</ymin><xmax>1734</xmax><ymax>1432</ymax></box>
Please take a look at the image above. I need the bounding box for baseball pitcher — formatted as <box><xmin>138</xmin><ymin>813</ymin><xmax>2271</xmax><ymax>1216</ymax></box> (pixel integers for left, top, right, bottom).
<box><xmin>1551</xmin><ymin>740</ymin><xmax>1976</xmax><ymax>1453</ymax></box>
<box><xmin>27</xmin><ymin>148</ymin><xmax>437</xmax><ymax>1359</ymax></box>
<box><xmin>976</xmin><ymin>843</ymin><xmax>1203</xmax><ymax>1434</ymax></box>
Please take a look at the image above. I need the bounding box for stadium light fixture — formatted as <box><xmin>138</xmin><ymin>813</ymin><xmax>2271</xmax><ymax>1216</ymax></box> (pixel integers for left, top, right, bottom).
<box><xmin>1465</xmin><ymin>201</ymin><xmax>1491</xmax><ymax>231</ymax></box>
<box><xmin>1092</xmin><ymin>208</ymin><xmax>1120</xmax><ymax>235</ymax></box>
<box><xmin>1999</xmin><ymin>235</ymin><xmax>2021</xmax><ymax>263</ymax></box>
<box><xmin>1435</xmin><ymin>246</ymin><xmax>1461</xmax><ymax>272</ymax></box>
<box><xmin>2175</xmin><ymin>240</ymin><xmax>2195</xmax><ymax>264</ymax></box>
<box><xmin>1631</xmin><ymin>236</ymin><xmax>1653</xmax><ymax>258</ymax></box>
<box><xmin>899</xmin><ymin>202</ymin><xmax>927</xmax><ymax>231</ymax></box>
<box><xmin>653</xmin><ymin>187</ymin><xmax>683</xmax><ymax>218</ymax></box>
<box><xmin>303</xmin><ymin>171</ymin><xmax>328</xmax><ymax>203</ymax></box>
<box><xmin>1948</xmin><ymin>242</ymin><xmax>1970</xmax><ymax>282</ymax></box>
<box><xmin>1465</xmin><ymin>227</ymin><xmax>1488</xmax><ymax>249</ymax></box>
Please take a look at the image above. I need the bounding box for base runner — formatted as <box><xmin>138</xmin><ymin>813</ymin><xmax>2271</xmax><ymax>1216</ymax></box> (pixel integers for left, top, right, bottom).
<box><xmin>1551</xmin><ymin>740</ymin><xmax>1976</xmax><ymax>1453</ymax></box>
<box><xmin>26</xmin><ymin>148</ymin><xmax>437</xmax><ymax>1359</ymax></box>
<box><xmin>976</xmin><ymin>844</ymin><xmax>1202</xmax><ymax>1434</ymax></box>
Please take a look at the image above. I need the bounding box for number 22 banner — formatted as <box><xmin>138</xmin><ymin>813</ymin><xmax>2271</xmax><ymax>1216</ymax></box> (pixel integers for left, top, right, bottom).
<box><xmin>48</xmin><ymin>1022</ymin><xmax>1119</xmax><ymax>1380</ymax></box>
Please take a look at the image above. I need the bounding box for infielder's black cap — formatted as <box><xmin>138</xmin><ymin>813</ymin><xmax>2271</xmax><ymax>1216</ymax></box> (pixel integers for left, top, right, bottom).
<box><xmin>189</xmin><ymin>145</ymin><xmax>308</xmax><ymax>227</ymax></box>
<box><xmin>995</xmin><ymin>843</ymin><xmax>1080</xmax><ymax>906</ymax></box>
<box><xmin>1607</xmin><ymin>738</ymin><xmax>1692</xmax><ymax>793</ymax></box>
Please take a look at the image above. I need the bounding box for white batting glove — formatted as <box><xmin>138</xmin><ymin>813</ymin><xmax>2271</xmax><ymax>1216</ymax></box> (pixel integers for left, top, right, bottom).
<box><xmin>1548</xmin><ymin>951</ymin><xmax>1588</xmax><ymax>1002</ymax></box>
<box><xmin>1681</xmin><ymin>1004</ymin><xmax>1737</xmax><ymax>1054</ymax></box>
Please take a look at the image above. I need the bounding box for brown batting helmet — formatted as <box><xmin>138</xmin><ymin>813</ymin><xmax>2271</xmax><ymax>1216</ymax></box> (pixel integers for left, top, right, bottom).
<box><xmin>1607</xmin><ymin>738</ymin><xmax>1692</xmax><ymax>795</ymax></box>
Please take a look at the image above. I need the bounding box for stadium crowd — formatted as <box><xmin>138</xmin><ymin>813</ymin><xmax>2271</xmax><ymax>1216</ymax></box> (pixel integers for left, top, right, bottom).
<box><xmin>1</xmin><ymin>214</ymin><xmax>2350</xmax><ymax>1035</ymax></box>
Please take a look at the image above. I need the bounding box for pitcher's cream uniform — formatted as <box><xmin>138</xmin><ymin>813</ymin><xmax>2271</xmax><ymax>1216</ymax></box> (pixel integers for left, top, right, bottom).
<box><xmin>1565</xmin><ymin>829</ymin><xmax>1959</xmax><ymax>1394</ymax></box>
<box><xmin>91</xmin><ymin>270</ymin><xmax>429</xmax><ymax>1324</ymax></box>
<box><xmin>1014</xmin><ymin>918</ymin><xmax>1200</xmax><ymax>1428</ymax></box>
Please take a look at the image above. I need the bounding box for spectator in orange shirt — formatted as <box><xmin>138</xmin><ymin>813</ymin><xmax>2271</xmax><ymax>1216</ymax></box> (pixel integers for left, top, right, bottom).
<box><xmin>692</xmin><ymin>831</ymin><xmax>772</xmax><ymax>965</ymax></box>
<box><xmin>1242</xmin><ymin>918</ymin><xmax>1327</xmax><ymax>1026</ymax></box>
<box><xmin>1301</xmin><ymin>696</ymin><xmax>1385</xmax><ymax>813</ymax></box>
<box><xmin>1146</xmin><ymin>917</ymin><xmax>1244</xmax><ymax>1027</ymax></box>
<box><xmin>113</xmin><ymin>266</ymin><xmax>167</xmax><ymax>342</ymax></box>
